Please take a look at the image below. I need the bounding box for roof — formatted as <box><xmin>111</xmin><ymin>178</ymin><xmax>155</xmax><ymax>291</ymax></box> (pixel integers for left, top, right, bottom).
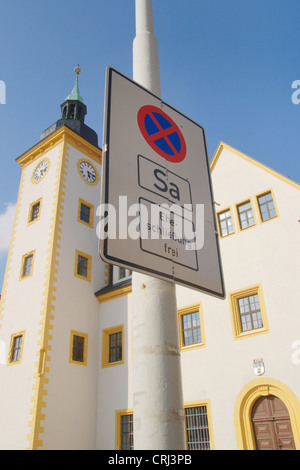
<box><xmin>211</xmin><ymin>142</ymin><xmax>300</xmax><ymax>190</ymax></box>
<box><xmin>65</xmin><ymin>73</ymin><xmax>84</xmax><ymax>104</ymax></box>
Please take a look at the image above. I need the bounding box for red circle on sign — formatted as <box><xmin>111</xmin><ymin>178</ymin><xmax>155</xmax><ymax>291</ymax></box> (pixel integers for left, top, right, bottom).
<box><xmin>137</xmin><ymin>105</ymin><xmax>186</xmax><ymax>163</ymax></box>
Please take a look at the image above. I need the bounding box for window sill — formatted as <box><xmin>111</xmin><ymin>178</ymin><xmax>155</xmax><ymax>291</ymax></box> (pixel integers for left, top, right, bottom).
<box><xmin>234</xmin><ymin>327</ymin><xmax>269</xmax><ymax>341</ymax></box>
<box><xmin>180</xmin><ymin>342</ymin><xmax>206</xmax><ymax>352</ymax></box>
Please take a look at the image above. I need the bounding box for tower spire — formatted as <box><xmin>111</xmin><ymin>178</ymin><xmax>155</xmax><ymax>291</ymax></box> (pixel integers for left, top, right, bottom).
<box><xmin>61</xmin><ymin>65</ymin><xmax>87</xmax><ymax>122</ymax></box>
<box><xmin>40</xmin><ymin>65</ymin><xmax>98</xmax><ymax>147</ymax></box>
<box><xmin>65</xmin><ymin>65</ymin><xmax>84</xmax><ymax>104</ymax></box>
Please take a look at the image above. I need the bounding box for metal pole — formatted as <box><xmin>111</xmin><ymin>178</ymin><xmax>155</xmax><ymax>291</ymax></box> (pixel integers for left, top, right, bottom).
<box><xmin>132</xmin><ymin>0</ymin><xmax>186</xmax><ymax>450</ymax></box>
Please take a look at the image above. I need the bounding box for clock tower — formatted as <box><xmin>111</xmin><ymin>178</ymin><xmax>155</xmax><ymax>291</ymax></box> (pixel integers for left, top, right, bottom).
<box><xmin>0</xmin><ymin>68</ymin><xmax>104</xmax><ymax>449</ymax></box>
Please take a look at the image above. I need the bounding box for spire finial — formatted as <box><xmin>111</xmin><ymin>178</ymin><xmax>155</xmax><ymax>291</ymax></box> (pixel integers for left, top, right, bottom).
<box><xmin>64</xmin><ymin>65</ymin><xmax>84</xmax><ymax>104</ymax></box>
<box><xmin>74</xmin><ymin>64</ymin><xmax>81</xmax><ymax>76</ymax></box>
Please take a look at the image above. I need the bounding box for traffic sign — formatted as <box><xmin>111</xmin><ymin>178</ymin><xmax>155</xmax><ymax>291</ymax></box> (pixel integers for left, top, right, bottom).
<box><xmin>100</xmin><ymin>67</ymin><xmax>225</xmax><ymax>298</ymax></box>
<box><xmin>137</xmin><ymin>105</ymin><xmax>186</xmax><ymax>163</ymax></box>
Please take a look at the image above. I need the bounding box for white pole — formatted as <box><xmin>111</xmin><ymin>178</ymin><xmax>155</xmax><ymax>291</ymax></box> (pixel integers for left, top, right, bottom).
<box><xmin>133</xmin><ymin>0</ymin><xmax>161</xmax><ymax>96</ymax></box>
<box><xmin>132</xmin><ymin>0</ymin><xmax>186</xmax><ymax>450</ymax></box>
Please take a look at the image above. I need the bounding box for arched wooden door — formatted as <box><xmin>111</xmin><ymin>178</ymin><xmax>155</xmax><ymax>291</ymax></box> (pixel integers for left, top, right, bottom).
<box><xmin>251</xmin><ymin>395</ymin><xmax>296</xmax><ymax>450</ymax></box>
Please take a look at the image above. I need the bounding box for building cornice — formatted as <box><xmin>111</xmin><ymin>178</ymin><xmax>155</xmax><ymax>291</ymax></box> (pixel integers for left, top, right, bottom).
<box><xmin>16</xmin><ymin>125</ymin><xmax>102</xmax><ymax>168</ymax></box>
<box><xmin>95</xmin><ymin>284</ymin><xmax>132</xmax><ymax>304</ymax></box>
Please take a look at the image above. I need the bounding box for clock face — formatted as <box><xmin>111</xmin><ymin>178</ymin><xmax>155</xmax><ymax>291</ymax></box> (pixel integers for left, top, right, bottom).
<box><xmin>32</xmin><ymin>159</ymin><xmax>49</xmax><ymax>183</ymax></box>
<box><xmin>79</xmin><ymin>160</ymin><xmax>97</xmax><ymax>184</ymax></box>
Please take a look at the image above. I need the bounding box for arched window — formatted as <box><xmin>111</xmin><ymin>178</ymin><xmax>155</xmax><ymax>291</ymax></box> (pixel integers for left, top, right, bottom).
<box><xmin>69</xmin><ymin>104</ymin><xmax>75</xmax><ymax>119</ymax></box>
<box><xmin>62</xmin><ymin>105</ymin><xmax>68</xmax><ymax>119</ymax></box>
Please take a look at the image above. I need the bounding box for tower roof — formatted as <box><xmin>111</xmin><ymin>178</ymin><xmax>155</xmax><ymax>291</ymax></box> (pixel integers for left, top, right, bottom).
<box><xmin>59</xmin><ymin>65</ymin><xmax>87</xmax><ymax>124</ymax></box>
<box><xmin>65</xmin><ymin>65</ymin><xmax>84</xmax><ymax>104</ymax></box>
<box><xmin>40</xmin><ymin>65</ymin><xmax>98</xmax><ymax>147</ymax></box>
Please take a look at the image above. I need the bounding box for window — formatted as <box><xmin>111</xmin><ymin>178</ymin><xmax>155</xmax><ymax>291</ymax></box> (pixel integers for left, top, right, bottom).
<box><xmin>120</xmin><ymin>414</ymin><xmax>134</xmax><ymax>450</ymax></box>
<box><xmin>182</xmin><ymin>312</ymin><xmax>202</xmax><ymax>346</ymax></box>
<box><xmin>20</xmin><ymin>250</ymin><xmax>35</xmax><ymax>279</ymax></box>
<box><xmin>178</xmin><ymin>304</ymin><xmax>206</xmax><ymax>350</ymax></box>
<box><xmin>115</xmin><ymin>410</ymin><xmax>134</xmax><ymax>450</ymax></box>
<box><xmin>77</xmin><ymin>198</ymin><xmax>94</xmax><ymax>228</ymax></box>
<box><xmin>185</xmin><ymin>403</ymin><xmax>213</xmax><ymax>450</ymax></box>
<box><xmin>23</xmin><ymin>255</ymin><xmax>33</xmax><ymax>277</ymax></box>
<box><xmin>31</xmin><ymin>202</ymin><xmax>40</xmax><ymax>221</ymax></box>
<box><xmin>115</xmin><ymin>404</ymin><xmax>214</xmax><ymax>450</ymax></box>
<box><xmin>238</xmin><ymin>294</ymin><xmax>263</xmax><ymax>332</ymax></box>
<box><xmin>8</xmin><ymin>331</ymin><xmax>25</xmax><ymax>365</ymax></box>
<box><xmin>78</xmin><ymin>255</ymin><xmax>87</xmax><ymax>277</ymax></box>
<box><xmin>217</xmin><ymin>208</ymin><xmax>235</xmax><ymax>237</ymax></box>
<box><xmin>28</xmin><ymin>198</ymin><xmax>42</xmax><ymax>225</ymax></box>
<box><xmin>256</xmin><ymin>190</ymin><xmax>277</xmax><ymax>222</ymax></box>
<box><xmin>236</xmin><ymin>200</ymin><xmax>255</xmax><ymax>230</ymax></box>
<box><xmin>95</xmin><ymin>264</ymin><xmax>132</xmax><ymax>303</ymax></box>
<box><xmin>80</xmin><ymin>204</ymin><xmax>90</xmax><ymax>224</ymax></box>
<box><xmin>229</xmin><ymin>284</ymin><xmax>270</xmax><ymax>339</ymax></box>
<box><xmin>69</xmin><ymin>331</ymin><xmax>88</xmax><ymax>365</ymax></box>
<box><xmin>109</xmin><ymin>331</ymin><xmax>122</xmax><ymax>363</ymax></box>
<box><xmin>73</xmin><ymin>335</ymin><xmax>84</xmax><ymax>362</ymax></box>
<box><xmin>74</xmin><ymin>250</ymin><xmax>92</xmax><ymax>282</ymax></box>
<box><xmin>102</xmin><ymin>325</ymin><xmax>124</xmax><ymax>368</ymax></box>
<box><xmin>112</xmin><ymin>266</ymin><xmax>132</xmax><ymax>285</ymax></box>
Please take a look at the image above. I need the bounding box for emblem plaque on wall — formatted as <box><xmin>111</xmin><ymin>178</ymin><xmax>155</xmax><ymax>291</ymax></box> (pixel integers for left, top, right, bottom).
<box><xmin>253</xmin><ymin>358</ymin><xmax>265</xmax><ymax>376</ymax></box>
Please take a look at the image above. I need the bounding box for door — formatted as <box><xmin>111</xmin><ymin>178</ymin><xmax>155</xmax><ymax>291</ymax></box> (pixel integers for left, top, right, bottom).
<box><xmin>251</xmin><ymin>395</ymin><xmax>296</xmax><ymax>450</ymax></box>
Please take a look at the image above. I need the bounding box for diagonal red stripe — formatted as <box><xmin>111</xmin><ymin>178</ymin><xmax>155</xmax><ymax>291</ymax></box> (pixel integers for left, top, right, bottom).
<box><xmin>147</xmin><ymin>112</ymin><xmax>178</xmax><ymax>155</ymax></box>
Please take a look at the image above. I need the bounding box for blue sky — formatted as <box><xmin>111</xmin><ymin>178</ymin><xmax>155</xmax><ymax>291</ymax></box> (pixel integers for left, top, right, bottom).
<box><xmin>0</xmin><ymin>0</ymin><xmax>299</xmax><ymax>291</ymax></box>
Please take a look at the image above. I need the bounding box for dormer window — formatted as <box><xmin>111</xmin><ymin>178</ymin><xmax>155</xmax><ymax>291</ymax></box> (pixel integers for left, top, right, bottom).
<box><xmin>112</xmin><ymin>266</ymin><xmax>132</xmax><ymax>285</ymax></box>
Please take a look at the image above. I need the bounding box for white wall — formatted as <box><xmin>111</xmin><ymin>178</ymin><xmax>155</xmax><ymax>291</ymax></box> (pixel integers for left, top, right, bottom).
<box><xmin>41</xmin><ymin>141</ymin><xmax>104</xmax><ymax>449</ymax></box>
<box><xmin>94</xmin><ymin>146</ymin><xmax>300</xmax><ymax>450</ymax></box>
<box><xmin>0</xmin><ymin>143</ymin><xmax>63</xmax><ymax>449</ymax></box>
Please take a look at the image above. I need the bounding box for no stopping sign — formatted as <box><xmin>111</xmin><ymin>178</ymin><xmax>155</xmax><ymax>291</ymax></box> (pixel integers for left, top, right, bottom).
<box><xmin>137</xmin><ymin>105</ymin><xmax>186</xmax><ymax>163</ymax></box>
